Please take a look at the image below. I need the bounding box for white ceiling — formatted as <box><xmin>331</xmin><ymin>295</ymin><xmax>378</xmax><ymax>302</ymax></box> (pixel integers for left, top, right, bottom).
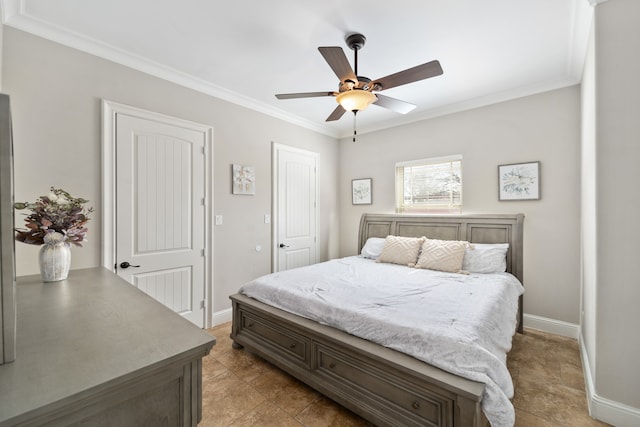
<box><xmin>1</xmin><ymin>0</ymin><xmax>594</xmax><ymax>138</ymax></box>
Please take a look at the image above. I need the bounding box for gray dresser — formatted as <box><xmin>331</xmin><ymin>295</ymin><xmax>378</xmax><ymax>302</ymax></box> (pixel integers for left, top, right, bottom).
<box><xmin>0</xmin><ymin>268</ymin><xmax>215</xmax><ymax>426</ymax></box>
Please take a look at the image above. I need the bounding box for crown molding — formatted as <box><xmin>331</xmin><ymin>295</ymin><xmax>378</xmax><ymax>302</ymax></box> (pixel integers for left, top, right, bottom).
<box><xmin>1</xmin><ymin>0</ymin><xmax>594</xmax><ymax>141</ymax></box>
<box><xmin>0</xmin><ymin>0</ymin><xmax>339</xmax><ymax>138</ymax></box>
<box><xmin>0</xmin><ymin>0</ymin><xmax>22</xmax><ymax>23</ymax></box>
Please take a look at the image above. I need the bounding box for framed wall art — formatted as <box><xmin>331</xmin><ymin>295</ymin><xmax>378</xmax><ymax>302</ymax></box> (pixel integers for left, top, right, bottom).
<box><xmin>498</xmin><ymin>161</ymin><xmax>540</xmax><ymax>201</ymax></box>
<box><xmin>352</xmin><ymin>178</ymin><xmax>372</xmax><ymax>205</ymax></box>
<box><xmin>232</xmin><ymin>164</ymin><xmax>255</xmax><ymax>195</ymax></box>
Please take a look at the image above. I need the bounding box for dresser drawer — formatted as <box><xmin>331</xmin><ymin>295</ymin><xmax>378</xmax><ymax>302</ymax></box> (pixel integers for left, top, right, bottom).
<box><xmin>316</xmin><ymin>344</ymin><xmax>455</xmax><ymax>427</ymax></box>
<box><xmin>238</xmin><ymin>309</ymin><xmax>311</xmax><ymax>368</ymax></box>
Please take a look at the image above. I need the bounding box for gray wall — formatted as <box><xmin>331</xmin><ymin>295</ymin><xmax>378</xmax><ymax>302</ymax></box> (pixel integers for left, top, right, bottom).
<box><xmin>1</xmin><ymin>27</ymin><xmax>340</xmax><ymax>317</ymax></box>
<box><xmin>582</xmin><ymin>0</ymin><xmax>640</xmax><ymax>412</ymax></box>
<box><xmin>338</xmin><ymin>86</ymin><xmax>582</xmax><ymax>325</ymax></box>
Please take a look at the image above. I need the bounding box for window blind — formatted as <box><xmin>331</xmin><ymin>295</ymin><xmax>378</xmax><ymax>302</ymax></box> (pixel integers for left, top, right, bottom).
<box><xmin>395</xmin><ymin>155</ymin><xmax>462</xmax><ymax>213</ymax></box>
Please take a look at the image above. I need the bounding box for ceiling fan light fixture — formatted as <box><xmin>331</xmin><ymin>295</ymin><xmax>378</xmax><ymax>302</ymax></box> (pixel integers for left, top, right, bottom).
<box><xmin>336</xmin><ymin>89</ymin><xmax>377</xmax><ymax>112</ymax></box>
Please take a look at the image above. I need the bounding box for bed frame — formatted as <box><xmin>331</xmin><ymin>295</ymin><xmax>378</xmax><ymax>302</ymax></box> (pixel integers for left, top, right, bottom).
<box><xmin>230</xmin><ymin>213</ymin><xmax>524</xmax><ymax>427</ymax></box>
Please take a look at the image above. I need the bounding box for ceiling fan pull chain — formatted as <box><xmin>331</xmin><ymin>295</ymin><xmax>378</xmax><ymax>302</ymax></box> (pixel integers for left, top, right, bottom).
<box><xmin>353</xmin><ymin>111</ymin><xmax>357</xmax><ymax>142</ymax></box>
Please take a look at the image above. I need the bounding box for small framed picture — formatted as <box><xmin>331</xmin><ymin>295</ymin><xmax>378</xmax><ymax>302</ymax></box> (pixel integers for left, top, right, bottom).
<box><xmin>232</xmin><ymin>164</ymin><xmax>255</xmax><ymax>195</ymax></box>
<box><xmin>352</xmin><ymin>178</ymin><xmax>372</xmax><ymax>205</ymax></box>
<box><xmin>498</xmin><ymin>161</ymin><xmax>540</xmax><ymax>201</ymax></box>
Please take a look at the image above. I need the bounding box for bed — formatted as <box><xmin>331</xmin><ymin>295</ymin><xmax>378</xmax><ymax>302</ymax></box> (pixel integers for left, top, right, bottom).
<box><xmin>230</xmin><ymin>213</ymin><xmax>524</xmax><ymax>427</ymax></box>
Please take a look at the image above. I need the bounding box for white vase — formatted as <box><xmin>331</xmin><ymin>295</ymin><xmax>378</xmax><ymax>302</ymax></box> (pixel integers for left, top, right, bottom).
<box><xmin>39</xmin><ymin>241</ymin><xmax>71</xmax><ymax>282</ymax></box>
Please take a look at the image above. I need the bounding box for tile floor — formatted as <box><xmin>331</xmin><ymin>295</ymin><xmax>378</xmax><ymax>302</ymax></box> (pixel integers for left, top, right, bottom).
<box><xmin>201</xmin><ymin>323</ymin><xmax>610</xmax><ymax>427</ymax></box>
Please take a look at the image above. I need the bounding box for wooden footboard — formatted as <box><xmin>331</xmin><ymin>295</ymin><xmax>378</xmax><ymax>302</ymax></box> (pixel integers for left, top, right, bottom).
<box><xmin>230</xmin><ymin>293</ymin><xmax>488</xmax><ymax>427</ymax></box>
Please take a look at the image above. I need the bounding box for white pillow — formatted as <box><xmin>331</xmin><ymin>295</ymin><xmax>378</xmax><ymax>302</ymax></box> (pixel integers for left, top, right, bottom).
<box><xmin>376</xmin><ymin>235</ymin><xmax>425</xmax><ymax>266</ymax></box>
<box><xmin>360</xmin><ymin>237</ymin><xmax>386</xmax><ymax>259</ymax></box>
<box><xmin>414</xmin><ymin>238</ymin><xmax>469</xmax><ymax>273</ymax></box>
<box><xmin>462</xmin><ymin>243</ymin><xmax>509</xmax><ymax>274</ymax></box>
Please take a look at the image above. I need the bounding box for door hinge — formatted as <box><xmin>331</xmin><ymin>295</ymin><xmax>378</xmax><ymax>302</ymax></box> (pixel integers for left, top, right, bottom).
<box><xmin>201</xmin><ymin>146</ymin><xmax>206</xmax><ymax>155</ymax></box>
<box><xmin>201</xmin><ymin>197</ymin><xmax>206</xmax><ymax>206</ymax></box>
<box><xmin>201</xmin><ymin>248</ymin><xmax>206</xmax><ymax>257</ymax></box>
<box><xmin>200</xmin><ymin>300</ymin><xmax>205</xmax><ymax>309</ymax></box>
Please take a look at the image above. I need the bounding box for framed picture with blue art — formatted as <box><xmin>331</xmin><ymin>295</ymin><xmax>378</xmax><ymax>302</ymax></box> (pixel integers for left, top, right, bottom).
<box><xmin>498</xmin><ymin>161</ymin><xmax>540</xmax><ymax>201</ymax></box>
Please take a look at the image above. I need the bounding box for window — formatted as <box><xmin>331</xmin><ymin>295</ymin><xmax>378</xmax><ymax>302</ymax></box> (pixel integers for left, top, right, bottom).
<box><xmin>395</xmin><ymin>155</ymin><xmax>462</xmax><ymax>213</ymax></box>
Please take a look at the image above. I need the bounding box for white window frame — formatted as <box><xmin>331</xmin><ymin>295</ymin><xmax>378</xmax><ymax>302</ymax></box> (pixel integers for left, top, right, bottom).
<box><xmin>395</xmin><ymin>154</ymin><xmax>462</xmax><ymax>214</ymax></box>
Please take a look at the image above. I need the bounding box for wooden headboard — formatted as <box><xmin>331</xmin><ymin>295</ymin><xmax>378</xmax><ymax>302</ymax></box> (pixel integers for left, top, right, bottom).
<box><xmin>358</xmin><ymin>213</ymin><xmax>525</xmax><ymax>332</ymax></box>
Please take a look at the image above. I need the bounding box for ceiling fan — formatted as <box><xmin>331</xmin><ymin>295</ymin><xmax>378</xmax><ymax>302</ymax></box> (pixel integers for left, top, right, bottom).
<box><xmin>275</xmin><ymin>33</ymin><xmax>444</xmax><ymax>125</ymax></box>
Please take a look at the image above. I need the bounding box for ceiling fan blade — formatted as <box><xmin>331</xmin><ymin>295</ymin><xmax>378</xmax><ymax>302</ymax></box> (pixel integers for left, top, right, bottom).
<box><xmin>276</xmin><ymin>92</ymin><xmax>334</xmax><ymax>99</ymax></box>
<box><xmin>372</xmin><ymin>60</ymin><xmax>443</xmax><ymax>91</ymax></box>
<box><xmin>318</xmin><ymin>47</ymin><xmax>357</xmax><ymax>83</ymax></box>
<box><xmin>373</xmin><ymin>94</ymin><xmax>416</xmax><ymax>114</ymax></box>
<box><xmin>326</xmin><ymin>105</ymin><xmax>346</xmax><ymax>122</ymax></box>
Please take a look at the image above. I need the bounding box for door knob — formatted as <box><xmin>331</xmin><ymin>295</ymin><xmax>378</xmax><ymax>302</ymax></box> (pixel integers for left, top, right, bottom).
<box><xmin>119</xmin><ymin>261</ymin><xmax>141</xmax><ymax>269</ymax></box>
<box><xmin>279</xmin><ymin>243</ymin><xmax>289</xmax><ymax>248</ymax></box>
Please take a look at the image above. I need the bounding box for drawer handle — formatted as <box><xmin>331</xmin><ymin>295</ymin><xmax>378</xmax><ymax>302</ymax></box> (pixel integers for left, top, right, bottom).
<box><xmin>247</xmin><ymin>322</ymin><xmax>254</xmax><ymax>328</ymax></box>
<box><xmin>289</xmin><ymin>342</ymin><xmax>297</xmax><ymax>349</ymax></box>
<box><xmin>412</xmin><ymin>401</ymin><xmax>420</xmax><ymax>410</ymax></box>
<box><xmin>329</xmin><ymin>363</ymin><xmax>336</xmax><ymax>369</ymax></box>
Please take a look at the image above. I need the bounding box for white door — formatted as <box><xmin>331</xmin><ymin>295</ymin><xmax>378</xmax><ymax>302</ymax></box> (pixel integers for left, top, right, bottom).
<box><xmin>114</xmin><ymin>112</ymin><xmax>207</xmax><ymax>327</ymax></box>
<box><xmin>273</xmin><ymin>144</ymin><xmax>318</xmax><ymax>272</ymax></box>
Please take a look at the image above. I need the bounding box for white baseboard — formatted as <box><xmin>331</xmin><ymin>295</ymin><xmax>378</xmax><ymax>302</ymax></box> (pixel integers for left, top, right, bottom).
<box><xmin>579</xmin><ymin>332</ymin><xmax>640</xmax><ymax>427</ymax></box>
<box><xmin>590</xmin><ymin>394</ymin><xmax>640</xmax><ymax>427</ymax></box>
<box><xmin>212</xmin><ymin>307</ymin><xmax>232</xmax><ymax>326</ymax></box>
<box><xmin>522</xmin><ymin>313</ymin><xmax>579</xmax><ymax>338</ymax></box>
